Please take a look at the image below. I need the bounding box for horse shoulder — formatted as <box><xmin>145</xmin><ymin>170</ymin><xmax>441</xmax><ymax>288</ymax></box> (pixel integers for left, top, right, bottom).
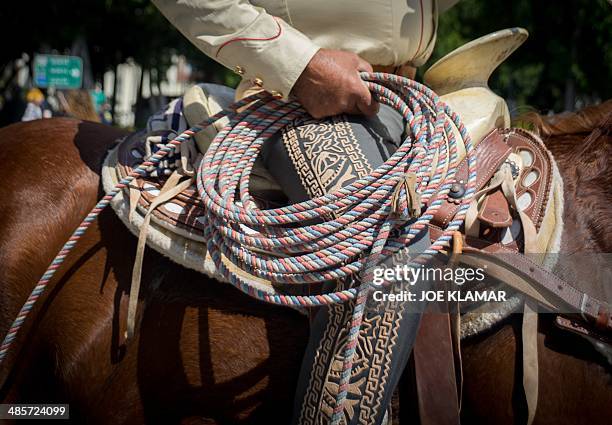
<box><xmin>0</xmin><ymin>118</ymin><xmax>126</xmax><ymax>379</ymax></box>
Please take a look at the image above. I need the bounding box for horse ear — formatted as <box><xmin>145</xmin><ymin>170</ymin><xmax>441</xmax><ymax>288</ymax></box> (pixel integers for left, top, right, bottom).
<box><xmin>424</xmin><ymin>28</ymin><xmax>528</xmax><ymax>96</ymax></box>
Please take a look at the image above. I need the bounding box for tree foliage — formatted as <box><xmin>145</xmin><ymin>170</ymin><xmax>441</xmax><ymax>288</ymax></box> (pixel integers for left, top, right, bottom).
<box><xmin>0</xmin><ymin>0</ymin><xmax>228</xmax><ymax>83</ymax></box>
<box><xmin>426</xmin><ymin>0</ymin><xmax>612</xmax><ymax>112</ymax></box>
<box><xmin>2</xmin><ymin>0</ymin><xmax>610</xmax><ymax>112</ymax></box>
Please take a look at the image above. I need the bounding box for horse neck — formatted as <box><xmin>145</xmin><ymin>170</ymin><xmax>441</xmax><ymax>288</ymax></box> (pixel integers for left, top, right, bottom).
<box><xmin>545</xmin><ymin>118</ymin><xmax>612</xmax><ymax>253</ymax></box>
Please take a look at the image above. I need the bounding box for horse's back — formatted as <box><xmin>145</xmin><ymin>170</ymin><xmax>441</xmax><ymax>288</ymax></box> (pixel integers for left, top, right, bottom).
<box><xmin>0</xmin><ymin>118</ymin><xmax>126</xmax><ymax>175</ymax></box>
<box><xmin>0</xmin><ymin>118</ymin><xmax>127</xmax><ymax>270</ymax></box>
<box><xmin>0</xmin><ymin>118</ymin><xmax>127</xmax><ymax>374</ymax></box>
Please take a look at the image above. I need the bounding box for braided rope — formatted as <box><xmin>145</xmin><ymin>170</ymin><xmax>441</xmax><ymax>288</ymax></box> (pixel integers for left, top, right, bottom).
<box><xmin>196</xmin><ymin>73</ymin><xmax>475</xmax><ymax>421</ymax></box>
<box><xmin>0</xmin><ymin>73</ymin><xmax>475</xmax><ymax>421</ymax></box>
<box><xmin>0</xmin><ymin>92</ymin><xmax>260</xmax><ymax>364</ymax></box>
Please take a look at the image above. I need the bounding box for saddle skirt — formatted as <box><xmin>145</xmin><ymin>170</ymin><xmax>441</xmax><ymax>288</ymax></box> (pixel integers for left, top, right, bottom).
<box><xmin>102</xmin><ymin>144</ymin><xmax>278</xmax><ymax>300</ymax></box>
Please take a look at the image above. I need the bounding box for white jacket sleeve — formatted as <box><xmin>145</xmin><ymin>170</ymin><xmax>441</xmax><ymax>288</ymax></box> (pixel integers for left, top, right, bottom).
<box><xmin>152</xmin><ymin>0</ymin><xmax>320</xmax><ymax>99</ymax></box>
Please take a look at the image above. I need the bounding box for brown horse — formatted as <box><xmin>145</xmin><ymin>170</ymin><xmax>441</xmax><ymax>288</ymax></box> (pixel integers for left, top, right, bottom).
<box><xmin>0</xmin><ymin>101</ymin><xmax>611</xmax><ymax>424</ymax></box>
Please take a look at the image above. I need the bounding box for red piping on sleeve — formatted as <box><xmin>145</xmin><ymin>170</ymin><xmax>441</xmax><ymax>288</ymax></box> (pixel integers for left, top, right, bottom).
<box><xmin>215</xmin><ymin>17</ymin><xmax>283</xmax><ymax>58</ymax></box>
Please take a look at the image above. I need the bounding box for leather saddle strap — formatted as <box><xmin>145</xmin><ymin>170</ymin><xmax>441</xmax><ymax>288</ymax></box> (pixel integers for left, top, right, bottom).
<box><xmin>522</xmin><ymin>300</ymin><xmax>539</xmax><ymax>425</ymax></box>
<box><xmin>126</xmin><ymin>172</ymin><xmax>195</xmax><ymax>339</ymax></box>
<box><xmin>413</xmin><ymin>313</ymin><xmax>461</xmax><ymax>425</ymax></box>
<box><xmin>430</xmin><ymin>129</ymin><xmax>512</xmax><ymax>229</ymax></box>
<box><xmin>427</xmin><ymin>225</ymin><xmax>612</xmax><ymax>331</ymax></box>
<box><xmin>463</xmin><ymin>245</ymin><xmax>612</xmax><ymax>331</ymax></box>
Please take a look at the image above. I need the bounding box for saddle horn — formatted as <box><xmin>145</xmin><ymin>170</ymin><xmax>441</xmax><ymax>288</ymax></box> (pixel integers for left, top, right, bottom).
<box><xmin>423</xmin><ymin>28</ymin><xmax>529</xmax><ymax>149</ymax></box>
<box><xmin>424</xmin><ymin>27</ymin><xmax>528</xmax><ymax>95</ymax></box>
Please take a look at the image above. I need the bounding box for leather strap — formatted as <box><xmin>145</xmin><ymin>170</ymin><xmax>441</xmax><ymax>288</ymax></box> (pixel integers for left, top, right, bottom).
<box><xmin>127</xmin><ymin>172</ymin><xmax>195</xmax><ymax>339</ymax></box>
<box><xmin>413</xmin><ymin>313</ymin><xmax>461</xmax><ymax>425</ymax></box>
<box><xmin>462</xmin><ymin>244</ymin><xmax>612</xmax><ymax>331</ymax></box>
<box><xmin>522</xmin><ymin>301</ymin><xmax>539</xmax><ymax>425</ymax></box>
<box><xmin>478</xmin><ymin>188</ymin><xmax>513</xmax><ymax>228</ymax></box>
<box><xmin>430</xmin><ymin>225</ymin><xmax>612</xmax><ymax>332</ymax></box>
<box><xmin>449</xmin><ymin>306</ymin><xmax>463</xmax><ymax>410</ymax></box>
<box><xmin>430</xmin><ymin>129</ymin><xmax>512</xmax><ymax>229</ymax></box>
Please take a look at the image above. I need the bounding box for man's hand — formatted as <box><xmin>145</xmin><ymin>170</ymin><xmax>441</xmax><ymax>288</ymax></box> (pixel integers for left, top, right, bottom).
<box><xmin>291</xmin><ymin>49</ymin><xmax>379</xmax><ymax>119</ymax></box>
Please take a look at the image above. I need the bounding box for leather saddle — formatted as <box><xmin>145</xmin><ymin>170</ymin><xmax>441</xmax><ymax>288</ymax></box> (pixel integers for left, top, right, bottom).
<box><xmin>101</xmin><ymin>28</ymin><xmax>611</xmax><ymax>425</ymax></box>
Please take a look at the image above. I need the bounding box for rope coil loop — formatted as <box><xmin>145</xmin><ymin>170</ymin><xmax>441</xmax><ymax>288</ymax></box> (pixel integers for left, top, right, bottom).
<box><xmin>197</xmin><ymin>73</ymin><xmax>476</xmax><ymax>305</ymax></box>
<box><xmin>194</xmin><ymin>74</ymin><xmax>476</xmax><ymax>422</ymax></box>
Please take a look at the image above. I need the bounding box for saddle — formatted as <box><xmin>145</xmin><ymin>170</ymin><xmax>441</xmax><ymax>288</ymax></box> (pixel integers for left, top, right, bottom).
<box><xmin>102</xmin><ymin>28</ymin><xmax>610</xmax><ymax>425</ymax></box>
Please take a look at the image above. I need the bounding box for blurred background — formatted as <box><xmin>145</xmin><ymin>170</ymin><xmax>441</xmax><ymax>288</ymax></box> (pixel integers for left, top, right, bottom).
<box><xmin>0</xmin><ymin>0</ymin><xmax>610</xmax><ymax>129</ymax></box>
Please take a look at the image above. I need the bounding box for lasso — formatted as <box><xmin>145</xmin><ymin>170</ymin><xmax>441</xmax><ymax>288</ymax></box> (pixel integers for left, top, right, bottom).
<box><xmin>0</xmin><ymin>73</ymin><xmax>475</xmax><ymax>422</ymax></box>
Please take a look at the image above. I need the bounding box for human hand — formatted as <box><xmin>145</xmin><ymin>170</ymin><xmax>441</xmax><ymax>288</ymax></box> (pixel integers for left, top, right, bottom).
<box><xmin>291</xmin><ymin>49</ymin><xmax>379</xmax><ymax>119</ymax></box>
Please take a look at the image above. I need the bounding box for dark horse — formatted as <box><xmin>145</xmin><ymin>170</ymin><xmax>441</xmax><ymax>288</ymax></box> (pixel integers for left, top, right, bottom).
<box><xmin>0</xmin><ymin>102</ymin><xmax>611</xmax><ymax>424</ymax></box>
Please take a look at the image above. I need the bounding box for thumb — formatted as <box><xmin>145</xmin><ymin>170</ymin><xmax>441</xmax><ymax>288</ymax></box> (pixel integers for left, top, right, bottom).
<box><xmin>356</xmin><ymin>81</ymin><xmax>379</xmax><ymax>117</ymax></box>
<box><xmin>355</xmin><ymin>56</ymin><xmax>373</xmax><ymax>73</ymax></box>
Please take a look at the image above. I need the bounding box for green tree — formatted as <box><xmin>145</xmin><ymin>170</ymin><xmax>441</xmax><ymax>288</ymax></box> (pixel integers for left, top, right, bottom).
<box><xmin>1</xmin><ymin>0</ymin><xmax>609</xmax><ymax>116</ymax></box>
<box><xmin>426</xmin><ymin>0</ymin><xmax>612</xmax><ymax>113</ymax></box>
<box><xmin>0</xmin><ymin>0</ymin><xmax>232</xmax><ymax>89</ymax></box>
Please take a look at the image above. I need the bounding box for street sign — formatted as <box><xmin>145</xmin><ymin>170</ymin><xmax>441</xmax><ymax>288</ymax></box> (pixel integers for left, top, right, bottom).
<box><xmin>33</xmin><ymin>54</ymin><xmax>83</xmax><ymax>89</ymax></box>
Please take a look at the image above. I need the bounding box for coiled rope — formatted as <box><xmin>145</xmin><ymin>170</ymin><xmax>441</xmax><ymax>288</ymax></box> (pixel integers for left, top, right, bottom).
<box><xmin>0</xmin><ymin>73</ymin><xmax>475</xmax><ymax>422</ymax></box>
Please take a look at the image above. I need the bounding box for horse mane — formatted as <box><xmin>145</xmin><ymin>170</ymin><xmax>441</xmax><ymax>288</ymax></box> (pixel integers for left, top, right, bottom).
<box><xmin>517</xmin><ymin>99</ymin><xmax>612</xmax><ymax>137</ymax></box>
<box><xmin>525</xmin><ymin>100</ymin><xmax>612</xmax><ymax>254</ymax></box>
